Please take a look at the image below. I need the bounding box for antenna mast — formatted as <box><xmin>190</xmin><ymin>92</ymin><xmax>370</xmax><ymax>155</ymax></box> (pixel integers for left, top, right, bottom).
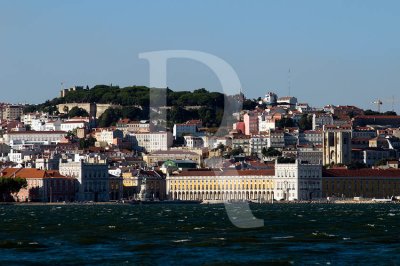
<box><xmin>288</xmin><ymin>68</ymin><xmax>291</xmax><ymax>96</ymax></box>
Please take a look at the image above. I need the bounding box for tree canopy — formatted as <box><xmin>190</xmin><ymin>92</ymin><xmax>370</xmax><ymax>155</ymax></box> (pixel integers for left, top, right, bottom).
<box><xmin>68</xmin><ymin>107</ymin><xmax>89</xmax><ymax>118</ymax></box>
<box><xmin>24</xmin><ymin>85</ymin><xmax>237</xmax><ymax>128</ymax></box>
<box><xmin>262</xmin><ymin>147</ymin><xmax>282</xmax><ymax>157</ymax></box>
<box><xmin>364</xmin><ymin>109</ymin><xmax>397</xmax><ymax>116</ymax></box>
<box><xmin>0</xmin><ymin>177</ymin><xmax>27</xmax><ymax>202</ymax></box>
<box><xmin>298</xmin><ymin>114</ymin><xmax>313</xmax><ymax>131</ymax></box>
<box><xmin>276</xmin><ymin>117</ymin><xmax>294</xmax><ymax>129</ymax></box>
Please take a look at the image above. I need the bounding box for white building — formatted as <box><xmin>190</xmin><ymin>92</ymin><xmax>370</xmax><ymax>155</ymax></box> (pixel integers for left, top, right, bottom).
<box><xmin>94</xmin><ymin>129</ymin><xmax>123</xmax><ymax>146</ymax></box>
<box><xmin>128</xmin><ymin>132</ymin><xmax>173</xmax><ymax>152</ymax></box>
<box><xmin>258</xmin><ymin>113</ymin><xmax>276</xmax><ymax>132</ymax></box>
<box><xmin>108</xmin><ymin>167</ymin><xmax>122</xmax><ymax>177</ymax></box>
<box><xmin>8</xmin><ymin>149</ymin><xmax>36</xmax><ymax>164</ymax></box>
<box><xmin>117</xmin><ymin>119</ymin><xmax>152</xmax><ymax>133</ymax></box>
<box><xmin>263</xmin><ymin>92</ymin><xmax>277</xmax><ymax>105</ymax></box>
<box><xmin>274</xmin><ymin>160</ymin><xmax>322</xmax><ymax>201</ymax></box>
<box><xmin>60</xmin><ymin>121</ymin><xmax>87</xmax><ymax>132</ymax></box>
<box><xmin>277</xmin><ymin>96</ymin><xmax>298</xmax><ymax>110</ymax></box>
<box><xmin>4</xmin><ymin>131</ymin><xmax>67</xmax><ymax>146</ymax></box>
<box><xmin>184</xmin><ymin>135</ymin><xmax>205</xmax><ymax>148</ymax></box>
<box><xmin>44</xmin><ymin>120</ymin><xmax>62</xmax><ymax>131</ymax></box>
<box><xmin>59</xmin><ymin>158</ymin><xmax>110</xmax><ymax>202</ymax></box>
<box><xmin>296</xmin><ymin>103</ymin><xmax>311</xmax><ymax>113</ymax></box>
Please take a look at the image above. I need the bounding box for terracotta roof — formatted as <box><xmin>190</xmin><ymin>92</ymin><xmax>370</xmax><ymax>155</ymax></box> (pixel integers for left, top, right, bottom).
<box><xmin>323</xmin><ymin>169</ymin><xmax>400</xmax><ymax>178</ymax></box>
<box><xmin>7</xmin><ymin>131</ymin><xmax>67</xmax><ymax>135</ymax></box>
<box><xmin>1</xmin><ymin>168</ymin><xmax>70</xmax><ymax>179</ymax></box>
<box><xmin>150</xmin><ymin>150</ymin><xmax>198</xmax><ymax>155</ymax></box>
<box><xmin>304</xmin><ymin>130</ymin><xmax>322</xmax><ymax>134</ymax></box>
<box><xmin>175</xmin><ymin>169</ymin><xmax>275</xmax><ymax>177</ymax></box>
<box><xmin>61</xmin><ymin>121</ymin><xmax>86</xmax><ymax>124</ymax></box>
<box><xmin>354</xmin><ymin>115</ymin><xmax>400</xmax><ymax>119</ymax></box>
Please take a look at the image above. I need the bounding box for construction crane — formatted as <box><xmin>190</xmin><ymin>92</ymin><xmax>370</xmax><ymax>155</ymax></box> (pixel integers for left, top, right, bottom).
<box><xmin>371</xmin><ymin>98</ymin><xmax>383</xmax><ymax>113</ymax></box>
<box><xmin>371</xmin><ymin>96</ymin><xmax>399</xmax><ymax>113</ymax></box>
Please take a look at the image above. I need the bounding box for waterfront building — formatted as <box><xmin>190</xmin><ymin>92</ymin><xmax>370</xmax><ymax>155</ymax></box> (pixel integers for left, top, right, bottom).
<box><xmin>273</xmin><ymin>160</ymin><xmax>322</xmax><ymax>201</ymax></box>
<box><xmin>58</xmin><ymin>158</ymin><xmax>110</xmax><ymax>202</ymax></box>
<box><xmin>166</xmin><ymin>169</ymin><xmax>275</xmax><ymax>202</ymax></box>
<box><xmin>0</xmin><ymin>168</ymin><xmax>77</xmax><ymax>202</ymax></box>
<box><xmin>322</xmin><ymin>168</ymin><xmax>400</xmax><ymax>198</ymax></box>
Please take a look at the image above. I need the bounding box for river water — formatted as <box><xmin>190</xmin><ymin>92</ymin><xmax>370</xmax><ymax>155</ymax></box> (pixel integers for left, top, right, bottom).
<box><xmin>1</xmin><ymin>203</ymin><xmax>400</xmax><ymax>265</ymax></box>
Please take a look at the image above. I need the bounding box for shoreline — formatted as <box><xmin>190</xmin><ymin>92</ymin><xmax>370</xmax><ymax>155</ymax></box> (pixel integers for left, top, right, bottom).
<box><xmin>1</xmin><ymin>199</ymin><xmax>399</xmax><ymax>206</ymax></box>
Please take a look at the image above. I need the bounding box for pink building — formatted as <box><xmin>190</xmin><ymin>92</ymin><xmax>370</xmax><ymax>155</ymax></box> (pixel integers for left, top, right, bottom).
<box><xmin>243</xmin><ymin>111</ymin><xmax>259</xmax><ymax>136</ymax></box>
<box><xmin>0</xmin><ymin>168</ymin><xmax>77</xmax><ymax>202</ymax></box>
<box><xmin>234</xmin><ymin>122</ymin><xmax>246</xmax><ymax>134</ymax></box>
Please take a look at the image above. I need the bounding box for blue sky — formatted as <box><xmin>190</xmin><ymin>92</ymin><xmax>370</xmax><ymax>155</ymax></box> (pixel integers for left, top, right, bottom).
<box><xmin>1</xmin><ymin>0</ymin><xmax>400</xmax><ymax>112</ymax></box>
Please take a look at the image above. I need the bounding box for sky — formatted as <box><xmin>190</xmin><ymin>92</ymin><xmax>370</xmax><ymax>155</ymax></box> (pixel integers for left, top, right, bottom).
<box><xmin>1</xmin><ymin>0</ymin><xmax>400</xmax><ymax>112</ymax></box>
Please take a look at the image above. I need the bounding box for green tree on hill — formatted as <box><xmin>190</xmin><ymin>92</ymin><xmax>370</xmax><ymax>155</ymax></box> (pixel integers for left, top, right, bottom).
<box><xmin>98</xmin><ymin>108</ymin><xmax>122</xmax><ymax>127</ymax></box>
<box><xmin>68</xmin><ymin>107</ymin><xmax>89</xmax><ymax>118</ymax></box>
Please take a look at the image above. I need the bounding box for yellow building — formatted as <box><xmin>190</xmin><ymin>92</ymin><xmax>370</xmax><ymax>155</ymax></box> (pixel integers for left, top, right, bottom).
<box><xmin>167</xmin><ymin>169</ymin><xmax>275</xmax><ymax>202</ymax></box>
<box><xmin>322</xmin><ymin>169</ymin><xmax>400</xmax><ymax>198</ymax></box>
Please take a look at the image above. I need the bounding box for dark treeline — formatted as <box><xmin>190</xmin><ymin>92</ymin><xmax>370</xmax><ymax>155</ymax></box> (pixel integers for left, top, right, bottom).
<box><xmin>25</xmin><ymin>85</ymin><xmax>249</xmax><ymax>128</ymax></box>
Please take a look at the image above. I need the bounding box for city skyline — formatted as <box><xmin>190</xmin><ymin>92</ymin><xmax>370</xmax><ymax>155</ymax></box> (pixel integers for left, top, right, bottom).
<box><xmin>1</xmin><ymin>0</ymin><xmax>400</xmax><ymax>112</ymax></box>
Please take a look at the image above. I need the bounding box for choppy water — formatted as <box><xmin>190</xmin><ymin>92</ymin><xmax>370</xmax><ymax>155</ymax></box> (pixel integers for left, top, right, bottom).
<box><xmin>1</xmin><ymin>204</ymin><xmax>400</xmax><ymax>265</ymax></box>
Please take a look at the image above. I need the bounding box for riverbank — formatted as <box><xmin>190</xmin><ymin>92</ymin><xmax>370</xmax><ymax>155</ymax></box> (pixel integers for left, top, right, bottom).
<box><xmin>1</xmin><ymin>199</ymin><xmax>399</xmax><ymax>205</ymax></box>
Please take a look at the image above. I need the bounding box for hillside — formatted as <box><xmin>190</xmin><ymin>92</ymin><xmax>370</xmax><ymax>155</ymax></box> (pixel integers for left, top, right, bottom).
<box><xmin>24</xmin><ymin>85</ymin><xmax>254</xmax><ymax>128</ymax></box>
